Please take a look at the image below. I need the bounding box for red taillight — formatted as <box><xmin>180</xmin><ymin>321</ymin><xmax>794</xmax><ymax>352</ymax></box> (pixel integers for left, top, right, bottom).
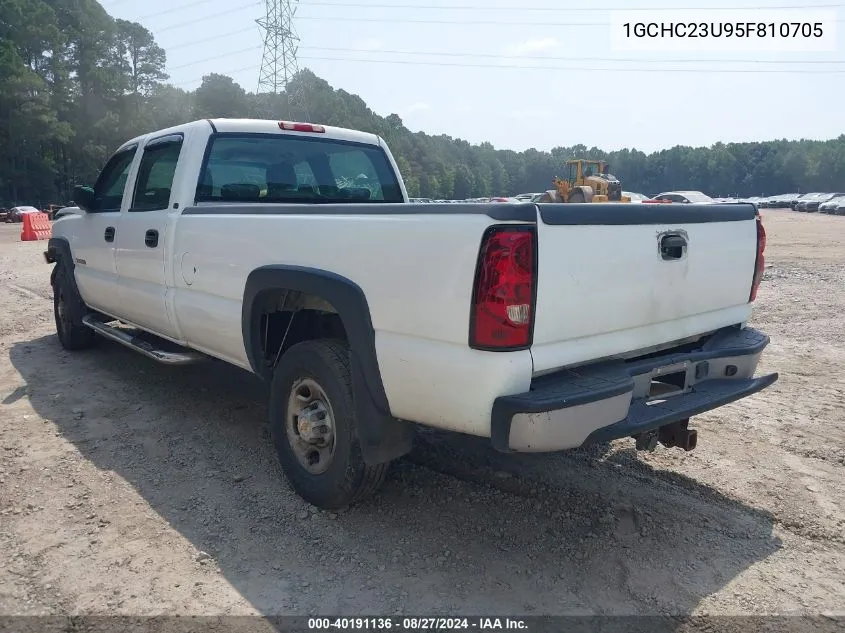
<box><xmin>278</xmin><ymin>121</ymin><xmax>326</xmax><ymax>133</ymax></box>
<box><xmin>749</xmin><ymin>214</ymin><xmax>767</xmax><ymax>302</ymax></box>
<box><xmin>470</xmin><ymin>226</ymin><xmax>536</xmax><ymax>350</ymax></box>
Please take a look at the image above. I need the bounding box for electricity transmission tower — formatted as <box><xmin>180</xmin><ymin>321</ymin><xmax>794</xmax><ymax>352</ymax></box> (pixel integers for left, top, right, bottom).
<box><xmin>256</xmin><ymin>0</ymin><xmax>309</xmax><ymax>120</ymax></box>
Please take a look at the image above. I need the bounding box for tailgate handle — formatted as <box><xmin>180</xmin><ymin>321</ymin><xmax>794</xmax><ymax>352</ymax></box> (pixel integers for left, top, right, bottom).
<box><xmin>660</xmin><ymin>233</ymin><xmax>687</xmax><ymax>260</ymax></box>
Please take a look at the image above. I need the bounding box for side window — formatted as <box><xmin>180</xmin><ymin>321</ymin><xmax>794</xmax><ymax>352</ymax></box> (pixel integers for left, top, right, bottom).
<box><xmin>131</xmin><ymin>136</ymin><xmax>183</xmax><ymax>212</ymax></box>
<box><xmin>92</xmin><ymin>148</ymin><xmax>137</xmax><ymax>212</ymax></box>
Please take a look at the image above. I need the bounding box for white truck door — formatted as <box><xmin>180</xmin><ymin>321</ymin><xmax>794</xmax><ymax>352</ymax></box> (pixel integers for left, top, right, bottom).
<box><xmin>72</xmin><ymin>144</ymin><xmax>138</xmax><ymax>316</ymax></box>
<box><xmin>114</xmin><ymin>133</ymin><xmax>184</xmax><ymax>340</ymax></box>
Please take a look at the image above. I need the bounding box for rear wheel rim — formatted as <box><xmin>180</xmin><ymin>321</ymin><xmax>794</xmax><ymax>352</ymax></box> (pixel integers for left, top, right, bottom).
<box><xmin>56</xmin><ymin>287</ymin><xmax>71</xmax><ymax>335</ymax></box>
<box><xmin>286</xmin><ymin>377</ymin><xmax>337</xmax><ymax>475</ymax></box>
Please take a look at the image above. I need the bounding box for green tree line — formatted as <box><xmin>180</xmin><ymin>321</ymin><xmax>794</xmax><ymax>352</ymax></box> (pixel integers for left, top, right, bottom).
<box><xmin>3</xmin><ymin>0</ymin><xmax>844</xmax><ymax>207</ymax></box>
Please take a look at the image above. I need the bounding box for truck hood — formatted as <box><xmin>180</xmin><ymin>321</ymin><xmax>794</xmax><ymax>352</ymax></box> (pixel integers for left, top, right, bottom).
<box><xmin>55</xmin><ymin>206</ymin><xmax>84</xmax><ymax>219</ymax></box>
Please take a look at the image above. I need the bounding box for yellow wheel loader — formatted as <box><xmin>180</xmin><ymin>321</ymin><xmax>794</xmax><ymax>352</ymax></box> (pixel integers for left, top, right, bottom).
<box><xmin>537</xmin><ymin>159</ymin><xmax>631</xmax><ymax>203</ymax></box>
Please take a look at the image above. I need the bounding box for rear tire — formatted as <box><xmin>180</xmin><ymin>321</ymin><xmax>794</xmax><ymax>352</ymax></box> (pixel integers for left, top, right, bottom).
<box><xmin>269</xmin><ymin>339</ymin><xmax>389</xmax><ymax>509</ymax></box>
<box><xmin>53</xmin><ymin>261</ymin><xmax>96</xmax><ymax>351</ymax></box>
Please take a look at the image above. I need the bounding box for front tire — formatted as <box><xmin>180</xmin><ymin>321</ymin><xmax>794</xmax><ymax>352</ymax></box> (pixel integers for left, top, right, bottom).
<box><xmin>269</xmin><ymin>339</ymin><xmax>389</xmax><ymax>509</ymax></box>
<box><xmin>53</xmin><ymin>261</ymin><xmax>96</xmax><ymax>351</ymax></box>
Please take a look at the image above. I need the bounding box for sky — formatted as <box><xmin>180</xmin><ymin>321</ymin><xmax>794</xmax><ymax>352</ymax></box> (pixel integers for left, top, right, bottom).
<box><xmin>101</xmin><ymin>0</ymin><xmax>845</xmax><ymax>153</ymax></box>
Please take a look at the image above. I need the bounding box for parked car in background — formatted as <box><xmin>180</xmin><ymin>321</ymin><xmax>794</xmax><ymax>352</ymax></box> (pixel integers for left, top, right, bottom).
<box><xmin>796</xmin><ymin>193</ymin><xmax>829</xmax><ymax>212</ymax></box>
<box><xmin>622</xmin><ymin>191</ymin><xmax>650</xmax><ymax>203</ymax></box>
<box><xmin>5</xmin><ymin>205</ymin><xmax>41</xmax><ymax>222</ymax></box>
<box><xmin>819</xmin><ymin>195</ymin><xmax>845</xmax><ymax>214</ymax></box>
<box><xmin>772</xmin><ymin>194</ymin><xmax>796</xmax><ymax>208</ymax></box>
<box><xmin>651</xmin><ymin>191</ymin><xmax>715</xmax><ymax>204</ymax></box>
<box><xmin>757</xmin><ymin>193</ymin><xmax>784</xmax><ymax>209</ymax></box>
<box><xmin>804</xmin><ymin>192</ymin><xmax>845</xmax><ymax>213</ymax></box>
<box><xmin>514</xmin><ymin>193</ymin><xmax>541</xmax><ymax>202</ymax></box>
<box><xmin>767</xmin><ymin>195</ymin><xmax>793</xmax><ymax>208</ymax></box>
<box><xmin>792</xmin><ymin>193</ymin><xmax>820</xmax><ymax>211</ymax></box>
<box><xmin>43</xmin><ymin>203</ymin><xmax>65</xmax><ymax>220</ymax></box>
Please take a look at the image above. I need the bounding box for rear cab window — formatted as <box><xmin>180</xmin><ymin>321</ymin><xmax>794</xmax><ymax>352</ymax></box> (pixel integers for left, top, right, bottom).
<box><xmin>195</xmin><ymin>134</ymin><xmax>404</xmax><ymax>204</ymax></box>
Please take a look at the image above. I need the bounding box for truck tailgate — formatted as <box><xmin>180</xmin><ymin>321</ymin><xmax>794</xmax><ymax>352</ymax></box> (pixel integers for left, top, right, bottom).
<box><xmin>530</xmin><ymin>203</ymin><xmax>760</xmax><ymax>374</ymax></box>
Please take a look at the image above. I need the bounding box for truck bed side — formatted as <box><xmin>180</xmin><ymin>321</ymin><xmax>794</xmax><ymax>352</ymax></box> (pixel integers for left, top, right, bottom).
<box><xmin>170</xmin><ymin>203</ymin><xmax>538</xmax><ymax>435</ymax></box>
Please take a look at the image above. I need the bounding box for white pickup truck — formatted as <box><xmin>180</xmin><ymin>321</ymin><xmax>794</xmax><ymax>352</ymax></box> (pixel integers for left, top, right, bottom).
<box><xmin>45</xmin><ymin>118</ymin><xmax>778</xmax><ymax>508</ymax></box>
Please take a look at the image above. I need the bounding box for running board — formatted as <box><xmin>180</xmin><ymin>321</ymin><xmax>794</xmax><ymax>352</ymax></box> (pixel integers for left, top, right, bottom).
<box><xmin>81</xmin><ymin>315</ymin><xmax>207</xmax><ymax>365</ymax></box>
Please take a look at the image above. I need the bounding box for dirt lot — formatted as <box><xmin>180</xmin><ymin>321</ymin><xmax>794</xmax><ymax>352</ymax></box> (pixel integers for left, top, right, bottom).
<box><xmin>1</xmin><ymin>211</ymin><xmax>844</xmax><ymax>620</ymax></box>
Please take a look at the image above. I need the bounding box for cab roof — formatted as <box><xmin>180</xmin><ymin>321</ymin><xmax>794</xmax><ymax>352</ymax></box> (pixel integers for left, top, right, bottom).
<box><xmin>208</xmin><ymin>118</ymin><xmax>381</xmax><ymax>146</ymax></box>
<box><xmin>118</xmin><ymin>118</ymin><xmax>382</xmax><ymax>152</ymax></box>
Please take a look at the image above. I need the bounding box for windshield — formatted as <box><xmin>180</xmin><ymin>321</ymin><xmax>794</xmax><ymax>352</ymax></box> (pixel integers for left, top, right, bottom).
<box><xmin>196</xmin><ymin>134</ymin><xmax>404</xmax><ymax>204</ymax></box>
<box><xmin>581</xmin><ymin>162</ymin><xmax>603</xmax><ymax>177</ymax></box>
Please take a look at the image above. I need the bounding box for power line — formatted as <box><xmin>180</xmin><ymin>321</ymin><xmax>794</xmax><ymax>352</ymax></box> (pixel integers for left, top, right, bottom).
<box><xmin>166</xmin><ymin>23</ymin><xmax>845</xmax><ymax>56</ymax></box>
<box><xmin>168</xmin><ymin>44</ymin><xmax>845</xmax><ymax>71</ymax></box>
<box><xmin>169</xmin><ymin>47</ymin><xmax>262</xmax><ymax>70</ymax></box>
<box><xmin>147</xmin><ymin>1</ymin><xmax>611</xmax><ymax>30</ymax></box>
<box><xmin>300</xmin><ymin>54</ymin><xmax>845</xmax><ymax>72</ymax></box>
<box><xmin>175</xmin><ymin>64</ymin><xmax>261</xmax><ymax>87</ymax></box>
<box><xmin>136</xmin><ymin>0</ymin><xmax>250</xmax><ymax>21</ymax></box>
<box><xmin>170</xmin><ymin>53</ymin><xmax>845</xmax><ymax>87</ymax></box>
<box><xmin>166</xmin><ymin>26</ymin><xmax>259</xmax><ymax>51</ymax></box>
<box><xmin>284</xmin><ymin>0</ymin><xmax>845</xmax><ymax>9</ymax></box>
<box><xmin>150</xmin><ymin>8</ymin><xmax>845</xmax><ymax>34</ymax></box>
<box><xmin>133</xmin><ymin>0</ymin><xmax>845</xmax><ymax>18</ymax></box>
<box><xmin>294</xmin><ymin>14</ymin><xmax>845</xmax><ymax>26</ymax></box>
<box><xmin>307</xmin><ymin>45</ymin><xmax>845</xmax><ymax>64</ymax></box>
<box><xmin>155</xmin><ymin>3</ymin><xmax>261</xmax><ymax>33</ymax></box>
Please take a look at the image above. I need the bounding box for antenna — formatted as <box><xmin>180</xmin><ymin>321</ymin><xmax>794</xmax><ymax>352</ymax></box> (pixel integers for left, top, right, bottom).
<box><xmin>256</xmin><ymin>0</ymin><xmax>309</xmax><ymax>120</ymax></box>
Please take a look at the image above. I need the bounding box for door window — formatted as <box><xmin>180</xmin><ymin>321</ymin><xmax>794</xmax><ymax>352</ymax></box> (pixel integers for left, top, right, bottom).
<box><xmin>92</xmin><ymin>147</ymin><xmax>137</xmax><ymax>212</ymax></box>
<box><xmin>131</xmin><ymin>136</ymin><xmax>184</xmax><ymax>212</ymax></box>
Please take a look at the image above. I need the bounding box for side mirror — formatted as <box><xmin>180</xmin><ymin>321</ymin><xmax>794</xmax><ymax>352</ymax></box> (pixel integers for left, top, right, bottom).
<box><xmin>73</xmin><ymin>185</ymin><xmax>95</xmax><ymax>212</ymax></box>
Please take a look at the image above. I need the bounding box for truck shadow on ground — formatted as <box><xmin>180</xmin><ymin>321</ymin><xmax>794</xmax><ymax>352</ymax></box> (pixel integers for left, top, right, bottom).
<box><xmin>10</xmin><ymin>334</ymin><xmax>781</xmax><ymax>618</ymax></box>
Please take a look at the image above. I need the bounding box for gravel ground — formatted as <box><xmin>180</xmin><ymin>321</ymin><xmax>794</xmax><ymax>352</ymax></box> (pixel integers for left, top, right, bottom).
<box><xmin>0</xmin><ymin>210</ymin><xmax>843</xmax><ymax>621</ymax></box>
